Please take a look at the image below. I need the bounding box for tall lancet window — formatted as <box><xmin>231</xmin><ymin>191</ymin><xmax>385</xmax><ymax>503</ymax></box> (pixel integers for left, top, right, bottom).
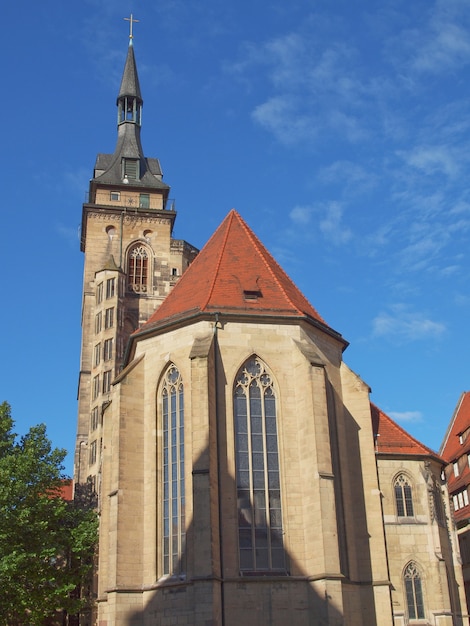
<box><xmin>394</xmin><ymin>474</ymin><xmax>414</xmax><ymax>517</ymax></box>
<box><xmin>161</xmin><ymin>364</ymin><xmax>185</xmax><ymax>576</ymax></box>
<box><xmin>234</xmin><ymin>356</ymin><xmax>285</xmax><ymax>573</ymax></box>
<box><xmin>404</xmin><ymin>562</ymin><xmax>425</xmax><ymax>619</ymax></box>
<box><xmin>128</xmin><ymin>245</ymin><xmax>149</xmax><ymax>293</ymax></box>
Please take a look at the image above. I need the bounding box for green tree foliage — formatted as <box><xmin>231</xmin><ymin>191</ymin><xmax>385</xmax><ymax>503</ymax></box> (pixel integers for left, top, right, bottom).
<box><xmin>0</xmin><ymin>402</ymin><xmax>98</xmax><ymax>625</ymax></box>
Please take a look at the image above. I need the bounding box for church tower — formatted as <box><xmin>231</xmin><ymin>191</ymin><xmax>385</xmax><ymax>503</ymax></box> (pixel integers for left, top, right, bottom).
<box><xmin>74</xmin><ymin>25</ymin><xmax>198</xmax><ymax>493</ymax></box>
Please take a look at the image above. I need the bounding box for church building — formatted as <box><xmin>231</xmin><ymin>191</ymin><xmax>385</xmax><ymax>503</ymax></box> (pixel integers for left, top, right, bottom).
<box><xmin>74</xmin><ymin>28</ymin><xmax>469</xmax><ymax>626</ymax></box>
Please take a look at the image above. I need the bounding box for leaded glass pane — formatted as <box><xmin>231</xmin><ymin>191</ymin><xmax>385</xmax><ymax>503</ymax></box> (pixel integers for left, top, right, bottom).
<box><xmin>252</xmin><ymin>451</ymin><xmax>264</xmax><ymax>469</ymax></box>
<box><xmin>240</xmin><ymin>550</ymin><xmax>252</xmax><ymax>570</ymax></box>
<box><xmin>268</xmin><ymin>471</ymin><xmax>280</xmax><ymax>489</ymax></box>
<box><xmin>254</xmin><ymin>506</ymin><xmax>267</xmax><ymax>527</ymax></box>
<box><xmin>267</xmin><ymin>453</ymin><xmax>279</xmax><ymax>471</ymax></box>
<box><xmin>251</xmin><ymin>417</ymin><xmax>262</xmax><ymax>434</ymax></box>
<box><xmin>237</xmin><ymin>433</ymin><xmax>249</xmax><ymax>451</ymax></box>
<box><xmin>265</xmin><ymin>415</ymin><xmax>277</xmax><ymax>434</ymax></box>
<box><xmin>239</xmin><ymin>528</ymin><xmax>252</xmax><ymax>548</ymax></box>
<box><xmin>256</xmin><ymin>548</ymin><xmax>269</xmax><ymax>569</ymax></box>
<box><xmin>270</xmin><ymin>509</ymin><xmax>283</xmax><ymax>527</ymax></box>
<box><xmin>238</xmin><ymin>452</ymin><xmax>249</xmax><ymax>470</ymax></box>
<box><xmin>266</xmin><ymin>434</ymin><xmax>278</xmax><ymax>452</ymax></box>
<box><xmin>271</xmin><ymin>548</ymin><xmax>285</xmax><ymax>569</ymax></box>
<box><xmin>252</xmin><ymin>435</ymin><xmax>264</xmax><ymax>453</ymax></box>
<box><xmin>237</xmin><ymin>469</ymin><xmax>250</xmax><ymax>489</ymax></box>
<box><xmin>271</xmin><ymin>529</ymin><xmax>283</xmax><ymax>548</ymax></box>
<box><xmin>253</xmin><ymin>470</ymin><xmax>265</xmax><ymax>488</ymax></box>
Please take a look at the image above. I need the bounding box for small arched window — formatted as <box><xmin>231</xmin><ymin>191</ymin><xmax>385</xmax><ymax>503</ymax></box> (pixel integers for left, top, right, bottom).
<box><xmin>234</xmin><ymin>356</ymin><xmax>285</xmax><ymax>573</ymax></box>
<box><xmin>161</xmin><ymin>364</ymin><xmax>185</xmax><ymax>576</ymax></box>
<box><xmin>127</xmin><ymin>244</ymin><xmax>149</xmax><ymax>293</ymax></box>
<box><xmin>394</xmin><ymin>474</ymin><xmax>414</xmax><ymax>517</ymax></box>
<box><xmin>404</xmin><ymin>562</ymin><xmax>425</xmax><ymax>619</ymax></box>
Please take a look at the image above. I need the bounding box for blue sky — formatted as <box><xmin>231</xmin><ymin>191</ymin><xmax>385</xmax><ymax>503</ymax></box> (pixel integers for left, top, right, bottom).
<box><xmin>2</xmin><ymin>0</ymin><xmax>470</xmax><ymax>474</ymax></box>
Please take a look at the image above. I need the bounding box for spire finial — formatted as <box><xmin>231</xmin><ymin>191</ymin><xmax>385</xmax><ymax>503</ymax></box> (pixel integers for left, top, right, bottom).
<box><xmin>124</xmin><ymin>14</ymin><xmax>140</xmax><ymax>43</ymax></box>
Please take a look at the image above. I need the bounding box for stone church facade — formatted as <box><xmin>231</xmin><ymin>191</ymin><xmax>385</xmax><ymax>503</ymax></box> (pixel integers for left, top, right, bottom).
<box><xmin>74</xmin><ymin>35</ymin><xmax>469</xmax><ymax>626</ymax></box>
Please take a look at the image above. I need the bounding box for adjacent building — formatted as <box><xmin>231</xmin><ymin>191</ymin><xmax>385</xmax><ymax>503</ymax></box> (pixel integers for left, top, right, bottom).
<box><xmin>441</xmin><ymin>392</ymin><xmax>470</xmax><ymax>611</ymax></box>
<box><xmin>374</xmin><ymin>404</ymin><xmax>465</xmax><ymax>625</ymax></box>
<box><xmin>74</xmin><ymin>31</ymin><xmax>469</xmax><ymax>626</ymax></box>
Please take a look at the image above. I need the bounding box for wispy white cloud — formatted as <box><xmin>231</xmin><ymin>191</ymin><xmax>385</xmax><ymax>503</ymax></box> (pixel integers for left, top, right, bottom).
<box><xmin>372</xmin><ymin>304</ymin><xmax>446</xmax><ymax>342</ymax></box>
<box><xmin>319</xmin><ymin>202</ymin><xmax>352</xmax><ymax>245</ymax></box>
<box><xmin>382</xmin><ymin>0</ymin><xmax>470</xmax><ymax>79</ymax></box>
<box><xmin>398</xmin><ymin>145</ymin><xmax>460</xmax><ymax>179</ymax></box>
<box><xmin>289</xmin><ymin>202</ymin><xmax>352</xmax><ymax>246</ymax></box>
<box><xmin>388</xmin><ymin>410</ymin><xmax>423</xmax><ymax>423</ymax></box>
<box><xmin>228</xmin><ymin>25</ymin><xmax>374</xmax><ymax>146</ymax></box>
<box><xmin>454</xmin><ymin>293</ymin><xmax>470</xmax><ymax>306</ymax></box>
<box><xmin>290</xmin><ymin>205</ymin><xmax>312</xmax><ymax>225</ymax></box>
<box><xmin>410</xmin><ymin>17</ymin><xmax>470</xmax><ymax>74</ymax></box>
<box><xmin>252</xmin><ymin>95</ymin><xmax>319</xmax><ymax>145</ymax></box>
<box><xmin>317</xmin><ymin>160</ymin><xmax>378</xmax><ymax>194</ymax></box>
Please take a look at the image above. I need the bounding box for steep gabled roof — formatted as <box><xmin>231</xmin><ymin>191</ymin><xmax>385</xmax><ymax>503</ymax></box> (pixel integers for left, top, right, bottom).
<box><xmin>440</xmin><ymin>392</ymin><xmax>470</xmax><ymax>462</ymax></box>
<box><xmin>138</xmin><ymin>210</ymin><xmax>343</xmax><ymax>341</ymax></box>
<box><xmin>371</xmin><ymin>403</ymin><xmax>441</xmax><ymax>459</ymax></box>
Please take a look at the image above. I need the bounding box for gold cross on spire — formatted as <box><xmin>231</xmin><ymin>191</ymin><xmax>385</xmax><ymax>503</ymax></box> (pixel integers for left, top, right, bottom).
<box><xmin>124</xmin><ymin>14</ymin><xmax>140</xmax><ymax>40</ymax></box>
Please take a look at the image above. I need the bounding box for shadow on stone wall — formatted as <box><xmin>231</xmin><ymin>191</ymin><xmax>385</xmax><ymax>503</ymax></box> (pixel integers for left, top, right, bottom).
<box><xmin>111</xmin><ymin>346</ymin><xmax>382</xmax><ymax>625</ymax></box>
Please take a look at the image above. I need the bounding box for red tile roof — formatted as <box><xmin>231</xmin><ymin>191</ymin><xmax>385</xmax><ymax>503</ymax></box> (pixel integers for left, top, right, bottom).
<box><xmin>440</xmin><ymin>393</ymin><xmax>470</xmax><ymax>521</ymax></box>
<box><xmin>440</xmin><ymin>392</ymin><xmax>470</xmax><ymax>463</ymax></box>
<box><xmin>371</xmin><ymin>403</ymin><xmax>441</xmax><ymax>459</ymax></box>
<box><xmin>138</xmin><ymin>210</ymin><xmax>342</xmax><ymax>340</ymax></box>
<box><xmin>48</xmin><ymin>480</ymin><xmax>73</xmax><ymax>501</ymax></box>
<box><xmin>59</xmin><ymin>480</ymin><xmax>73</xmax><ymax>501</ymax></box>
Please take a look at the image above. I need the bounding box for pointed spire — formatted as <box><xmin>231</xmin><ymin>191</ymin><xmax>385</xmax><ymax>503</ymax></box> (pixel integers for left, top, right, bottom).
<box><xmin>117</xmin><ymin>41</ymin><xmax>142</xmax><ymax>126</ymax></box>
<box><xmin>117</xmin><ymin>41</ymin><xmax>142</xmax><ymax>105</ymax></box>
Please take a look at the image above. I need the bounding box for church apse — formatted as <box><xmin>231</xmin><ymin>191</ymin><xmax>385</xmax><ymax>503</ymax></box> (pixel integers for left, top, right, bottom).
<box><xmin>96</xmin><ymin>319</ymin><xmax>389</xmax><ymax>625</ymax></box>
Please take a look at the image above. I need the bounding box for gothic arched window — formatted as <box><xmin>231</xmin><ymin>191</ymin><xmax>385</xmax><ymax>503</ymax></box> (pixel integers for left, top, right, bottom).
<box><xmin>127</xmin><ymin>244</ymin><xmax>149</xmax><ymax>293</ymax></box>
<box><xmin>234</xmin><ymin>356</ymin><xmax>285</xmax><ymax>573</ymax></box>
<box><xmin>404</xmin><ymin>562</ymin><xmax>425</xmax><ymax>619</ymax></box>
<box><xmin>161</xmin><ymin>364</ymin><xmax>185</xmax><ymax>576</ymax></box>
<box><xmin>394</xmin><ymin>474</ymin><xmax>414</xmax><ymax>517</ymax></box>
